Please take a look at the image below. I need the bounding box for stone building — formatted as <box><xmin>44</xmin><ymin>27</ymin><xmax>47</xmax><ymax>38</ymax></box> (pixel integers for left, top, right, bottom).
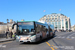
<box><xmin>0</xmin><ymin>19</ymin><xmax>16</xmax><ymax>34</ymax></box>
<box><xmin>0</xmin><ymin>23</ymin><xmax>7</xmax><ymax>34</ymax></box>
<box><xmin>39</xmin><ymin>13</ymin><xmax>71</xmax><ymax>31</ymax></box>
<box><xmin>71</xmin><ymin>25</ymin><xmax>75</xmax><ymax>31</ymax></box>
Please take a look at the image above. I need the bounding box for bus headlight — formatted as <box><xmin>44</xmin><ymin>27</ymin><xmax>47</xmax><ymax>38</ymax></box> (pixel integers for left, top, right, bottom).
<box><xmin>16</xmin><ymin>36</ymin><xmax>20</xmax><ymax>39</ymax></box>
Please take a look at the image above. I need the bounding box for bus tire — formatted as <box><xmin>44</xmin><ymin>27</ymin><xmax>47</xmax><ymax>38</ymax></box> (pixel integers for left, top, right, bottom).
<box><xmin>52</xmin><ymin>34</ymin><xmax>54</xmax><ymax>38</ymax></box>
<box><xmin>47</xmin><ymin>34</ymin><xmax>49</xmax><ymax>38</ymax></box>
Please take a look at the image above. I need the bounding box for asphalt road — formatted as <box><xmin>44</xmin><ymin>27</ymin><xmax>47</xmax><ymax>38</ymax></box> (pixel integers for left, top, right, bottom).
<box><xmin>0</xmin><ymin>32</ymin><xmax>75</xmax><ymax>50</ymax></box>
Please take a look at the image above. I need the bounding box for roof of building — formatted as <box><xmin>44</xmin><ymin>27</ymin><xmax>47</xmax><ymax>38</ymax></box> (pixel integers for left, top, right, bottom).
<box><xmin>0</xmin><ymin>23</ymin><xmax>7</xmax><ymax>25</ymax></box>
<box><xmin>52</xmin><ymin>13</ymin><xmax>57</xmax><ymax>14</ymax></box>
<box><xmin>0</xmin><ymin>22</ymin><xmax>3</xmax><ymax>24</ymax></box>
<box><xmin>43</xmin><ymin>13</ymin><xmax>66</xmax><ymax>16</ymax></box>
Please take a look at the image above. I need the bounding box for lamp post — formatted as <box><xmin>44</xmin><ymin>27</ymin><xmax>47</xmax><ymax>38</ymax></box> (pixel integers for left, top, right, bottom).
<box><xmin>7</xmin><ymin>19</ymin><xmax>9</xmax><ymax>30</ymax></box>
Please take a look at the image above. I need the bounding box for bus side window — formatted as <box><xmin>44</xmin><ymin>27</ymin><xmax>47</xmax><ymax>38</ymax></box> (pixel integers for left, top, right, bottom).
<box><xmin>46</xmin><ymin>29</ymin><xmax>48</xmax><ymax>32</ymax></box>
<box><xmin>42</xmin><ymin>25</ymin><xmax>46</xmax><ymax>32</ymax></box>
<box><xmin>36</xmin><ymin>24</ymin><xmax>41</xmax><ymax>33</ymax></box>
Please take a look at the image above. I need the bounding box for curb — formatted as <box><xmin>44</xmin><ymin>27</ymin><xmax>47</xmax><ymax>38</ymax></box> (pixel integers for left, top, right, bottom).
<box><xmin>0</xmin><ymin>39</ymin><xmax>15</xmax><ymax>43</ymax></box>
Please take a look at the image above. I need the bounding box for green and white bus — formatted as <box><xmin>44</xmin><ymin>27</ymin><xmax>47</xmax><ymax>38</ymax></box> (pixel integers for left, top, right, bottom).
<box><xmin>12</xmin><ymin>21</ymin><xmax>55</xmax><ymax>43</ymax></box>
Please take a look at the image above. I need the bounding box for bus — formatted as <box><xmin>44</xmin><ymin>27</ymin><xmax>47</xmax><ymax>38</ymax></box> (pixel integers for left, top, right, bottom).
<box><xmin>12</xmin><ymin>21</ymin><xmax>55</xmax><ymax>43</ymax></box>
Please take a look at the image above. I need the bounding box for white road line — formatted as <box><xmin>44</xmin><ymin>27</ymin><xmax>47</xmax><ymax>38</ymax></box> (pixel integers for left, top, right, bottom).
<box><xmin>57</xmin><ymin>33</ymin><xmax>70</xmax><ymax>36</ymax></box>
<box><xmin>0</xmin><ymin>41</ymin><xmax>13</xmax><ymax>45</ymax></box>
<box><xmin>67</xmin><ymin>33</ymin><xmax>75</xmax><ymax>38</ymax></box>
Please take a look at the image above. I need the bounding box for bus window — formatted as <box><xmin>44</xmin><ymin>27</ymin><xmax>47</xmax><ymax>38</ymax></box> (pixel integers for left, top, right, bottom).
<box><xmin>36</xmin><ymin>24</ymin><xmax>42</xmax><ymax>34</ymax></box>
<box><xmin>17</xmin><ymin>22</ymin><xmax>35</xmax><ymax>35</ymax></box>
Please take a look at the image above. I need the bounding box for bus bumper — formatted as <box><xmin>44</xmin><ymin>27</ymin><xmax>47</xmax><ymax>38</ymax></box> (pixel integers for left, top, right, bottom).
<box><xmin>19</xmin><ymin>39</ymin><xmax>36</xmax><ymax>43</ymax></box>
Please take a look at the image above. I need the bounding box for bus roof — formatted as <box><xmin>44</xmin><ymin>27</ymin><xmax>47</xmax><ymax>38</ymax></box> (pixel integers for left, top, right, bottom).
<box><xmin>17</xmin><ymin>21</ymin><xmax>48</xmax><ymax>25</ymax></box>
<box><xmin>17</xmin><ymin>21</ymin><xmax>36</xmax><ymax>22</ymax></box>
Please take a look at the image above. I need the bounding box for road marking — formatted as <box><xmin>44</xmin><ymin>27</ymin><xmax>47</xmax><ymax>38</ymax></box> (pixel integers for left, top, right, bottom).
<box><xmin>46</xmin><ymin>42</ymin><xmax>55</xmax><ymax>50</ymax></box>
<box><xmin>46</xmin><ymin>42</ymin><xmax>51</xmax><ymax>46</ymax></box>
<box><xmin>66</xmin><ymin>38</ymin><xmax>72</xmax><ymax>40</ymax></box>
<box><xmin>51</xmin><ymin>47</ymin><xmax>55</xmax><ymax>50</ymax></box>
<box><xmin>0</xmin><ymin>41</ymin><xmax>13</xmax><ymax>45</ymax></box>
<box><xmin>67</xmin><ymin>33</ymin><xmax>75</xmax><ymax>37</ymax></box>
<box><xmin>52</xmin><ymin>45</ymin><xmax>57</xmax><ymax>49</ymax></box>
<box><xmin>57</xmin><ymin>33</ymin><xmax>70</xmax><ymax>36</ymax></box>
<box><xmin>71</xmin><ymin>37</ymin><xmax>75</xmax><ymax>39</ymax></box>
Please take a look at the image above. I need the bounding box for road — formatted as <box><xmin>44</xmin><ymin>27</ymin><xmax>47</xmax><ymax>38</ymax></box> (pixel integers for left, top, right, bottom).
<box><xmin>0</xmin><ymin>32</ymin><xmax>75</xmax><ymax>50</ymax></box>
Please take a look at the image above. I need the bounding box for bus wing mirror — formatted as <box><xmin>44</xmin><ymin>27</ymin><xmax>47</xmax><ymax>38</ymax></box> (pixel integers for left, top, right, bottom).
<box><xmin>12</xmin><ymin>24</ymin><xmax>14</xmax><ymax>29</ymax></box>
<box><xmin>12</xmin><ymin>23</ymin><xmax>18</xmax><ymax>29</ymax></box>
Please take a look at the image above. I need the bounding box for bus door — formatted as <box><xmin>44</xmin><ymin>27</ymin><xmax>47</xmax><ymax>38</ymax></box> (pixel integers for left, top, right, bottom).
<box><xmin>35</xmin><ymin>24</ymin><xmax>42</xmax><ymax>41</ymax></box>
<box><xmin>42</xmin><ymin>25</ymin><xmax>47</xmax><ymax>38</ymax></box>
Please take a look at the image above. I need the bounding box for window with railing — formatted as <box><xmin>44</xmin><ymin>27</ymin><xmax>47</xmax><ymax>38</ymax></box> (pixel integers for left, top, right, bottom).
<box><xmin>55</xmin><ymin>22</ymin><xmax>57</xmax><ymax>27</ymax></box>
<box><xmin>55</xmin><ymin>18</ymin><xmax>57</xmax><ymax>21</ymax></box>
<box><xmin>62</xmin><ymin>20</ymin><xmax>64</xmax><ymax>27</ymax></box>
<box><xmin>58</xmin><ymin>22</ymin><xmax>61</xmax><ymax>29</ymax></box>
<box><xmin>52</xmin><ymin>18</ymin><xmax>54</xmax><ymax>21</ymax></box>
<box><xmin>52</xmin><ymin>22</ymin><xmax>54</xmax><ymax>26</ymax></box>
<box><xmin>58</xmin><ymin>18</ymin><xmax>60</xmax><ymax>21</ymax></box>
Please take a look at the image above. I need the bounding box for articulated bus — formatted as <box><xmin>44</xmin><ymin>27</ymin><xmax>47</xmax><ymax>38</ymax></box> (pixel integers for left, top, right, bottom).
<box><xmin>12</xmin><ymin>21</ymin><xmax>55</xmax><ymax>43</ymax></box>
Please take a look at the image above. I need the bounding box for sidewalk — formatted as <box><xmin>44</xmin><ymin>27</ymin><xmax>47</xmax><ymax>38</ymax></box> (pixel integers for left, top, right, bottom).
<box><xmin>0</xmin><ymin>38</ymin><xmax>15</xmax><ymax>43</ymax></box>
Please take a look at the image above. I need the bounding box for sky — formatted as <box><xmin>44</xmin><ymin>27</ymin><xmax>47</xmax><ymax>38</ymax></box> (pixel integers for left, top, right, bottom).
<box><xmin>0</xmin><ymin>0</ymin><xmax>75</xmax><ymax>26</ymax></box>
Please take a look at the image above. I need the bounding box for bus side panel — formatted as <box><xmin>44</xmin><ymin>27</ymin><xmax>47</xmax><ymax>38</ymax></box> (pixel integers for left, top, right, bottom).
<box><xmin>34</xmin><ymin>22</ymin><xmax>37</xmax><ymax>42</ymax></box>
<box><xmin>48</xmin><ymin>26</ymin><xmax>50</xmax><ymax>37</ymax></box>
<box><xmin>45</xmin><ymin>25</ymin><xmax>50</xmax><ymax>38</ymax></box>
<box><xmin>35</xmin><ymin>22</ymin><xmax>50</xmax><ymax>41</ymax></box>
<box><xmin>34</xmin><ymin>22</ymin><xmax>42</xmax><ymax>42</ymax></box>
<box><xmin>49</xmin><ymin>25</ymin><xmax>55</xmax><ymax>37</ymax></box>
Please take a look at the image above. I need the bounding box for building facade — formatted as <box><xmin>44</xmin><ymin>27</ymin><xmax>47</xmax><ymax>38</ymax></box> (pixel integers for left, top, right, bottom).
<box><xmin>39</xmin><ymin>13</ymin><xmax>71</xmax><ymax>31</ymax></box>
<box><xmin>71</xmin><ymin>25</ymin><xmax>75</xmax><ymax>31</ymax></box>
<box><xmin>0</xmin><ymin>23</ymin><xmax>7</xmax><ymax>34</ymax></box>
<box><xmin>0</xmin><ymin>19</ymin><xmax>16</xmax><ymax>34</ymax></box>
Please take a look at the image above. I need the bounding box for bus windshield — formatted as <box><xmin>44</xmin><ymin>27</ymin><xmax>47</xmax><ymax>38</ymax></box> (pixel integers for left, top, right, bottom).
<box><xmin>17</xmin><ymin>22</ymin><xmax>35</xmax><ymax>35</ymax></box>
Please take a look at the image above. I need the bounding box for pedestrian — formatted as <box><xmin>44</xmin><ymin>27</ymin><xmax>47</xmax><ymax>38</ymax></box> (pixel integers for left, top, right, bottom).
<box><xmin>5</xmin><ymin>29</ymin><xmax>9</xmax><ymax>39</ymax></box>
<box><xmin>14</xmin><ymin>32</ymin><xmax>16</xmax><ymax>40</ymax></box>
<box><xmin>12</xmin><ymin>29</ymin><xmax>16</xmax><ymax>40</ymax></box>
<box><xmin>10</xmin><ymin>31</ymin><xmax>13</xmax><ymax>38</ymax></box>
<box><xmin>6</xmin><ymin>31</ymin><xmax>8</xmax><ymax>38</ymax></box>
<box><xmin>12</xmin><ymin>32</ymin><xmax>16</xmax><ymax>39</ymax></box>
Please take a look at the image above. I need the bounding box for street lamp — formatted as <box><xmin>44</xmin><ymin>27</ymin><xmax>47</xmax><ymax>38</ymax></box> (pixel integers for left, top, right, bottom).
<box><xmin>7</xmin><ymin>19</ymin><xmax>9</xmax><ymax>30</ymax></box>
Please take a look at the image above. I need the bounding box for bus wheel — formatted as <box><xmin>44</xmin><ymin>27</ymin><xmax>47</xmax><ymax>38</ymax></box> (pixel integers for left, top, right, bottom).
<box><xmin>52</xmin><ymin>34</ymin><xmax>54</xmax><ymax>38</ymax></box>
<box><xmin>47</xmin><ymin>34</ymin><xmax>49</xmax><ymax>38</ymax></box>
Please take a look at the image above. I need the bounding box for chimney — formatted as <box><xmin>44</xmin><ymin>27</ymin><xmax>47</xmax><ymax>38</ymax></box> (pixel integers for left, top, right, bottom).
<box><xmin>10</xmin><ymin>19</ymin><xmax>13</xmax><ymax>23</ymax></box>
<box><xmin>21</xmin><ymin>19</ymin><xmax>24</xmax><ymax>21</ymax></box>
